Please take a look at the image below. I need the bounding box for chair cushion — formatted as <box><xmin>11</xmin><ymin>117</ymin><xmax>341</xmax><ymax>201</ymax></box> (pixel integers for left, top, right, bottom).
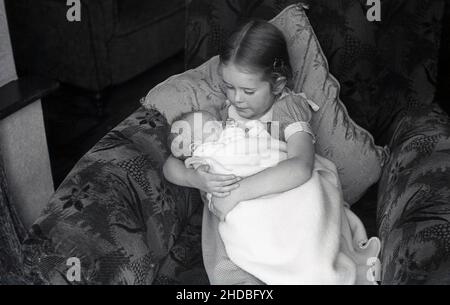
<box><xmin>142</xmin><ymin>4</ymin><xmax>388</xmax><ymax>204</ymax></box>
<box><xmin>23</xmin><ymin>107</ymin><xmax>203</xmax><ymax>284</ymax></box>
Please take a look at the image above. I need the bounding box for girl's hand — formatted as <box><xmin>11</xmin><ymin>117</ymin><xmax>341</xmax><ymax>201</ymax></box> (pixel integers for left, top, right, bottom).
<box><xmin>192</xmin><ymin>164</ymin><xmax>241</xmax><ymax>197</ymax></box>
<box><xmin>210</xmin><ymin>193</ymin><xmax>239</xmax><ymax>221</ymax></box>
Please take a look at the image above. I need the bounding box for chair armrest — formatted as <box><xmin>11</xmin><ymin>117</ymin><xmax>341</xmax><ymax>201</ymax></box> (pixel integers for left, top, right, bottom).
<box><xmin>0</xmin><ymin>76</ymin><xmax>59</xmax><ymax>119</ymax></box>
<box><xmin>23</xmin><ymin>106</ymin><xmax>202</xmax><ymax>284</ymax></box>
<box><xmin>377</xmin><ymin>103</ymin><xmax>450</xmax><ymax>284</ymax></box>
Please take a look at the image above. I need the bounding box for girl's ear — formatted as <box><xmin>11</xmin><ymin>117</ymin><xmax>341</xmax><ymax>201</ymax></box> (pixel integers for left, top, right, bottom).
<box><xmin>272</xmin><ymin>76</ymin><xmax>287</xmax><ymax>95</ymax></box>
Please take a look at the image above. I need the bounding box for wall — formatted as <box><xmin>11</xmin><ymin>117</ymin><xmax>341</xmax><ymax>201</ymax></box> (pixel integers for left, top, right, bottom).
<box><xmin>0</xmin><ymin>0</ymin><xmax>54</xmax><ymax>228</ymax></box>
<box><xmin>0</xmin><ymin>0</ymin><xmax>17</xmax><ymax>86</ymax></box>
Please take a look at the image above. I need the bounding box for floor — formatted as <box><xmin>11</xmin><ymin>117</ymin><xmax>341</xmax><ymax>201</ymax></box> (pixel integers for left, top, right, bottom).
<box><xmin>42</xmin><ymin>52</ymin><xmax>185</xmax><ymax>188</ymax></box>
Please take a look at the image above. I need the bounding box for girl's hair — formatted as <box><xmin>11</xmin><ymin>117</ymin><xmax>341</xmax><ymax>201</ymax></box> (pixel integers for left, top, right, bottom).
<box><xmin>219</xmin><ymin>20</ymin><xmax>293</xmax><ymax>87</ymax></box>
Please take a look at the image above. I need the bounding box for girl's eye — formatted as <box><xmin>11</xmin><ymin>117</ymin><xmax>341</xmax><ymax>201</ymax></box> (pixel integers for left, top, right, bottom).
<box><xmin>244</xmin><ymin>90</ymin><xmax>255</xmax><ymax>95</ymax></box>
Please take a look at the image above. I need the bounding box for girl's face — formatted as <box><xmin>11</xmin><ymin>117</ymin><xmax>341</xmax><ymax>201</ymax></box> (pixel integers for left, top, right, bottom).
<box><xmin>221</xmin><ymin>62</ymin><xmax>275</xmax><ymax>120</ymax></box>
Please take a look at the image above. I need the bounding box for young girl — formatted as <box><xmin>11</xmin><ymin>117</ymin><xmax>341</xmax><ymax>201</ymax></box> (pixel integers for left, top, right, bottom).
<box><xmin>163</xmin><ymin>20</ymin><xmax>319</xmax><ymax>284</ymax></box>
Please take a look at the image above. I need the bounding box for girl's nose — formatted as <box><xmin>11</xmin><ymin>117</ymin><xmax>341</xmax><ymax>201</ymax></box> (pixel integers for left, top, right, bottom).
<box><xmin>234</xmin><ymin>91</ymin><xmax>243</xmax><ymax>103</ymax></box>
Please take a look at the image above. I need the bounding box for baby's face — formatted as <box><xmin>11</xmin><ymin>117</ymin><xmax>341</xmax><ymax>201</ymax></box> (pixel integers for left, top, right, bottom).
<box><xmin>170</xmin><ymin>111</ymin><xmax>222</xmax><ymax>158</ymax></box>
<box><xmin>197</xmin><ymin>112</ymin><xmax>222</xmax><ymax>143</ymax></box>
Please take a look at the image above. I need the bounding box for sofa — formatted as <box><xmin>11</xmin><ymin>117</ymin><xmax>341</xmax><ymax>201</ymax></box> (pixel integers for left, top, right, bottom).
<box><xmin>15</xmin><ymin>1</ymin><xmax>450</xmax><ymax>285</ymax></box>
<box><xmin>5</xmin><ymin>0</ymin><xmax>185</xmax><ymax>93</ymax></box>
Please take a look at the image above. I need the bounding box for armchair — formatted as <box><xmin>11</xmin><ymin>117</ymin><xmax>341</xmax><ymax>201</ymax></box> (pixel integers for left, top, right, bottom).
<box><xmin>377</xmin><ymin>104</ymin><xmax>450</xmax><ymax>284</ymax></box>
<box><xmin>20</xmin><ymin>1</ymin><xmax>450</xmax><ymax>285</ymax></box>
<box><xmin>22</xmin><ymin>106</ymin><xmax>209</xmax><ymax>284</ymax></box>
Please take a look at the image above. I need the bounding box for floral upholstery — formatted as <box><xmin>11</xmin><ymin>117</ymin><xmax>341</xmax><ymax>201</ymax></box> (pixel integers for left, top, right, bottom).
<box><xmin>306</xmin><ymin>0</ymin><xmax>445</xmax><ymax>140</ymax></box>
<box><xmin>377</xmin><ymin>104</ymin><xmax>450</xmax><ymax>284</ymax></box>
<box><xmin>23</xmin><ymin>107</ymin><xmax>209</xmax><ymax>284</ymax></box>
<box><xmin>186</xmin><ymin>0</ymin><xmax>300</xmax><ymax>70</ymax></box>
<box><xmin>0</xmin><ymin>155</ymin><xmax>34</xmax><ymax>284</ymax></box>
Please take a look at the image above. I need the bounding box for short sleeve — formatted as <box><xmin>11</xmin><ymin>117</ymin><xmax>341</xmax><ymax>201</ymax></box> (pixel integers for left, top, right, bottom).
<box><xmin>272</xmin><ymin>90</ymin><xmax>318</xmax><ymax>143</ymax></box>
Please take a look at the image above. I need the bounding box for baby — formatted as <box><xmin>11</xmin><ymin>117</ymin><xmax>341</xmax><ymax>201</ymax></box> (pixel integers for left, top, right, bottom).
<box><xmin>168</xmin><ymin>110</ymin><xmax>286</xmax><ymax>178</ymax></box>
<box><xmin>168</xmin><ymin>110</ymin><xmax>220</xmax><ymax>161</ymax></box>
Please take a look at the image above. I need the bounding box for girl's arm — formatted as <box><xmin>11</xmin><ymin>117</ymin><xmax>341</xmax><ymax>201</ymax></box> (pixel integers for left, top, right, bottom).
<box><xmin>163</xmin><ymin>155</ymin><xmax>242</xmax><ymax>197</ymax></box>
<box><xmin>211</xmin><ymin>132</ymin><xmax>314</xmax><ymax>220</ymax></box>
<box><xmin>237</xmin><ymin>131</ymin><xmax>314</xmax><ymax>200</ymax></box>
<box><xmin>163</xmin><ymin>155</ymin><xmax>198</xmax><ymax>188</ymax></box>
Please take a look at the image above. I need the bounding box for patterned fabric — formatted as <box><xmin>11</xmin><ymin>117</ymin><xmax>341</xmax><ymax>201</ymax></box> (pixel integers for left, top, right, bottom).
<box><xmin>185</xmin><ymin>0</ymin><xmax>300</xmax><ymax>69</ymax></box>
<box><xmin>0</xmin><ymin>151</ymin><xmax>35</xmax><ymax>284</ymax></box>
<box><xmin>22</xmin><ymin>107</ymin><xmax>209</xmax><ymax>285</ymax></box>
<box><xmin>435</xmin><ymin>4</ymin><xmax>450</xmax><ymax>115</ymax></box>
<box><xmin>272</xmin><ymin>89</ymin><xmax>315</xmax><ymax>142</ymax></box>
<box><xmin>377</xmin><ymin>103</ymin><xmax>450</xmax><ymax>284</ymax></box>
<box><xmin>186</xmin><ymin>0</ymin><xmax>445</xmax><ymax>140</ymax></box>
<box><xmin>145</xmin><ymin>5</ymin><xmax>388</xmax><ymax>204</ymax></box>
<box><xmin>142</xmin><ymin>56</ymin><xmax>227</xmax><ymax>125</ymax></box>
<box><xmin>306</xmin><ymin>0</ymin><xmax>445</xmax><ymax>140</ymax></box>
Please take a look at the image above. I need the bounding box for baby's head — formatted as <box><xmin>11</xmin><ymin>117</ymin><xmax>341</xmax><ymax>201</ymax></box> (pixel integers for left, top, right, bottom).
<box><xmin>168</xmin><ymin>110</ymin><xmax>222</xmax><ymax>160</ymax></box>
<box><xmin>219</xmin><ymin>20</ymin><xmax>293</xmax><ymax>120</ymax></box>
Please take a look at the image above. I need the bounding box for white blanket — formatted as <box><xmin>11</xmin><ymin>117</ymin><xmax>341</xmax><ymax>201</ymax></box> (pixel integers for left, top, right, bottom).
<box><xmin>185</xmin><ymin>122</ymin><xmax>381</xmax><ymax>284</ymax></box>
